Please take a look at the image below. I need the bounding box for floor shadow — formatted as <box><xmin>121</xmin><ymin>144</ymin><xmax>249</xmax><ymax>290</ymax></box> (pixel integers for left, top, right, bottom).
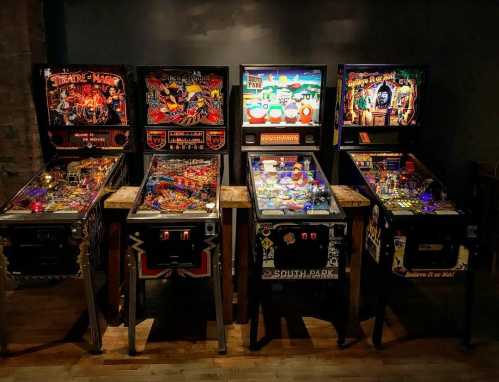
<box><xmin>142</xmin><ymin>277</ymin><xmax>213</xmax><ymax>342</ymax></box>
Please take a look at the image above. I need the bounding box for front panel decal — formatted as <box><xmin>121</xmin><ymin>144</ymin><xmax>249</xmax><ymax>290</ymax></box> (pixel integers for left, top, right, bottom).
<box><xmin>257</xmin><ymin>222</ymin><xmax>341</xmax><ymax>280</ymax></box>
<box><xmin>130</xmin><ymin>232</ymin><xmax>214</xmax><ymax>279</ymax></box>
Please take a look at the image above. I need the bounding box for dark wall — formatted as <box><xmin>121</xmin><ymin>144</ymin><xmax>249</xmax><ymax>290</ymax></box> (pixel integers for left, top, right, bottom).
<box><xmin>46</xmin><ymin>0</ymin><xmax>499</xmax><ymax>202</ymax></box>
<box><xmin>0</xmin><ymin>0</ymin><xmax>45</xmax><ymax>204</ymax></box>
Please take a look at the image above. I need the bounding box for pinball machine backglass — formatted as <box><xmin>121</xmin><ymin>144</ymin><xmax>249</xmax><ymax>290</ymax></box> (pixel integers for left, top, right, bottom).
<box><xmin>140</xmin><ymin>66</ymin><xmax>228</xmax><ymax>154</ymax></box>
<box><xmin>241</xmin><ymin>65</ymin><xmax>326</xmax><ymax>151</ymax></box>
<box><xmin>334</xmin><ymin>64</ymin><xmax>426</xmax><ymax>149</ymax></box>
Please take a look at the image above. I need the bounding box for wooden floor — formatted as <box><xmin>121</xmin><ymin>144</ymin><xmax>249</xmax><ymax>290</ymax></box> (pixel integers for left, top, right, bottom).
<box><xmin>1</xmin><ymin>274</ymin><xmax>499</xmax><ymax>382</ymax></box>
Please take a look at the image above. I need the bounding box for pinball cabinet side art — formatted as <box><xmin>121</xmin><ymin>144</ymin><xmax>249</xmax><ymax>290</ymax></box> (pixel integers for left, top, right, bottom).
<box><xmin>126</xmin><ymin>66</ymin><xmax>229</xmax><ymax>355</ymax></box>
<box><xmin>240</xmin><ymin>65</ymin><xmax>349</xmax><ymax>350</ymax></box>
<box><xmin>0</xmin><ymin>65</ymin><xmax>134</xmax><ymax>354</ymax></box>
<box><xmin>334</xmin><ymin>64</ymin><xmax>477</xmax><ymax>349</ymax></box>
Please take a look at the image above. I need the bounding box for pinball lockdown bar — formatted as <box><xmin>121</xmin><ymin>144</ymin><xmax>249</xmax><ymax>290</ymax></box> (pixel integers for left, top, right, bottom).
<box><xmin>0</xmin><ymin>64</ymin><xmax>133</xmax><ymax>354</ymax></box>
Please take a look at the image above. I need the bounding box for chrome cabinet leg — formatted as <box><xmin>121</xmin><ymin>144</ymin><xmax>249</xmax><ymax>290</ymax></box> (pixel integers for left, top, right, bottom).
<box><xmin>212</xmin><ymin>246</ymin><xmax>227</xmax><ymax>354</ymax></box>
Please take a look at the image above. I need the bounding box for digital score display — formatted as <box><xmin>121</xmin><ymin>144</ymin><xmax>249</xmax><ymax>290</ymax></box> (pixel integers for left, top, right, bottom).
<box><xmin>259</xmin><ymin>155</ymin><xmax>298</xmax><ymax>163</ymax></box>
<box><xmin>168</xmin><ymin>131</ymin><xmax>204</xmax><ymax>144</ymax></box>
<box><xmin>145</xmin><ymin>129</ymin><xmax>226</xmax><ymax>151</ymax></box>
<box><xmin>260</xmin><ymin>133</ymin><xmax>300</xmax><ymax>145</ymax></box>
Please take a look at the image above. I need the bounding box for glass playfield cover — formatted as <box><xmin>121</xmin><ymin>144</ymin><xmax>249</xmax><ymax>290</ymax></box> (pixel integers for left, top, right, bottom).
<box><xmin>248</xmin><ymin>153</ymin><xmax>341</xmax><ymax>219</ymax></box>
<box><xmin>129</xmin><ymin>155</ymin><xmax>220</xmax><ymax>220</ymax></box>
<box><xmin>1</xmin><ymin>156</ymin><xmax>119</xmax><ymax>219</ymax></box>
<box><xmin>350</xmin><ymin>152</ymin><xmax>458</xmax><ymax>215</ymax></box>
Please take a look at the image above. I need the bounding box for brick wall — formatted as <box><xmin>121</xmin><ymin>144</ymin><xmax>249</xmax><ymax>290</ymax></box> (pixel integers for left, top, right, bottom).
<box><xmin>0</xmin><ymin>0</ymin><xmax>45</xmax><ymax>204</ymax></box>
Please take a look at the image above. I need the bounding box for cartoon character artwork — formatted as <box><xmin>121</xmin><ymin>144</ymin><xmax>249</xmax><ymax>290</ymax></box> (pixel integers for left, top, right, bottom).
<box><xmin>354</xmin><ymin>88</ymin><xmax>373</xmax><ymax>126</ymax></box>
<box><xmin>44</xmin><ymin>69</ymin><xmax>128</xmax><ymax>126</ymax></box>
<box><xmin>144</xmin><ymin>69</ymin><xmax>225</xmax><ymax>126</ymax></box>
<box><xmin>284</xmin><ymin>101</ymin><xmax>299</xmax><ymax>123</ymax></box>
<box><xmin>246</xmin><ymin>103</ymin><xmax>267</xmax><ymax>124</ymax></box>
<box><xmin>242</xmin><ymin>68</ymin><xmax>323</xmax><ymax>126</ymax></box>
<box><xmin>392</xmin><ymin>234</ymin><xmax>408</xmax><ymax>276</ymax></box>
<box><xmin>375</xmin><ymin>81</ymin><xmax>392</xmax><ymax>109</ymax></box>
<box><xmin>366</xmin><ymin>204</ymin><xmax>383</xmax><ymax>263</ymax></box>
<box><xmin>395</xmin><ymin>79</ymin><xmax>414</xmax><ymax>125</ymax></box>
<box><xmin>256</xmin><ymin>223</ymin><xmax>341</xmax><ymax>280</ymax></box>
<box><xmin>342</xmin><ymin>67</ymin><xmax>425</xmax><ymax>127</ymax></box>
<box><xmin>391</xmin><ymin>234</ymin><xmax>470</xmax><ymax>279</ymax></box>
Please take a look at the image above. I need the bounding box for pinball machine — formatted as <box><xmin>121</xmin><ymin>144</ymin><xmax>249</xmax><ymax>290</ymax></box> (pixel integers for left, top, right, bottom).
<box><xmin>126</xmin><ymin>66</ymin><xmax>228</xmax><ymax>355</ymax></box>
<box><xmin>334</xmin><ymin>64</ymin><xmax>476</xmax><ymax>348</ymax></box>
<box><xmin>0</xmin><ymin>65</ymin><xmax>133</xmax><ymax>354</ymax></box>
<box><xmin>240</xmin><ymin>65</ymin><xmax>348</xmax><ymax>350</ymax></box>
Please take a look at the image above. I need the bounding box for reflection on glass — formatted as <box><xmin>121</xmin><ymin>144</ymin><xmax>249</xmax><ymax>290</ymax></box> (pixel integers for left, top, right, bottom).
<box><xmin>6</xmin><ymin>157</ymin><xmax>118</xmax><ymax>214</ymax></box>
<box><xmin>140</xmin><ymin>157</ymin><xmax>218</xmax><ymax>215</ymax></box>
<box><xmin>351</xmin><ymin>152</ymin><xmax>456</xmax><ymax>214</ymax></box>
<box><xmin>249</xmin><ymin>154</ymin><xmax>338</xmax><ymax>217</ymax></box>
